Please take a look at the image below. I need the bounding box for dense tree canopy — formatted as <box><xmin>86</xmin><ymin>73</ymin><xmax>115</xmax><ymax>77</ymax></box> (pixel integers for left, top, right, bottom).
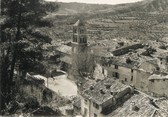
<box><xmin>0</xmin><ymin>0</ymin><xmax>58</xmax><ymax>113</ymax></box>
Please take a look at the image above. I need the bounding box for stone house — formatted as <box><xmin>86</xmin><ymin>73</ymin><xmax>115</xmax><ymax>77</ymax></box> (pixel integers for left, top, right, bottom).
<box><xmin>103</xmin><ymin>57</ymin><xmax>161</xmax><ymax>95</ymax></box>
<box><xmin>79</xmin><ymin>78</ymin><xmax>133</xmax><ymax>117</ymax></box>
<box><xmin>104</xmin><ymin>57</ymin><xmax>138</xmax><ymax>86</ymax></box>
<box><xmin>157</xmin><ymin>52</ymin><xmax>168</xmax><ymax>73</ymax></box>
<box><xmin>148</xmin><ymin>74</ymin><xmax>168</xmax><ymax>97</ymax></box>
<box><xmin>79</xmin><ymin>77</ymin><xmax>168</xmax><ymax>117</ymax></box>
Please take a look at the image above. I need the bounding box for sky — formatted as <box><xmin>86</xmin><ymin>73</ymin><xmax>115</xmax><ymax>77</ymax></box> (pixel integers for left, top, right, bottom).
<box><xmin>45</xmin><ymin>0</ymin><xmax>143</xmax><ymax>5</ymax></box>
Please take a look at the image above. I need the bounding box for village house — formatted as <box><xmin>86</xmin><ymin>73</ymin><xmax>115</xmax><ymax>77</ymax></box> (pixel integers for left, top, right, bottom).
<box><xmin>79</xmin><ymin>78</ymin><xmax>134</xmax><ymax>117</ymax></box>
<box><xmin>78</xmin><ymin>78</ymin><xmax>168</xmax><ymax>117</ymax></box>
<box><xmin>102</xmin><ymin>56</ymin><xmax>163</xmax><ymax>95</ymax></box>
<box><xmin>157</xmin><ymin>52</ymin><xmax>168</xmax><ymax>73</ymax></box>
<box><xmin>148</xmin><ymin>74</ymin><xmax>168</xmax><ymax>97</ymax></box>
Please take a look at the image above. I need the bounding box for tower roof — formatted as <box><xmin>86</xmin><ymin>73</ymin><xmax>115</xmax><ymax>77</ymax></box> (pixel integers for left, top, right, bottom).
<box><xmin>73</xmin><ymin>20</ymin><xmax>85</xmax><ymax>26</ymax></box>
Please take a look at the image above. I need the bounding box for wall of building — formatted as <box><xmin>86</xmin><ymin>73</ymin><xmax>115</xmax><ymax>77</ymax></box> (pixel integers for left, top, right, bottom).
<box><xmin>80</xmin><ymin>95</ymin><xmax>103</xmax><ymax>117</ymax></box>
<box><xmin>133</xmin><ymin>69</ymin><xmax>151</xmax><ymax>92</ymax></box>
<box><xmin>105</xmin><ymin>64</ymin><xmax>153</xmax><ymax>94</ymax></box>
<box><xmin>80</xmin><ymin>86</ymin><xmax>133</xmax><ymax>117</ymax></box>
<box><xmin>158</xmin><ymin>58</ymin><xmax>168</xmax><ymax>72</ymax></box>
<box><xmin>107</xmin><ymin>65</ymin><xmax>134</xmax><ymax>86</ymax></box>
<box><xmin>148</xmin><ymin>79</ymin><xmax>168</xmax><ymax>97</ymax></box>
<box><xmin>139</xmin><ymin>61</ymin><xmax>157</xmax><ymax>73</ymax></box>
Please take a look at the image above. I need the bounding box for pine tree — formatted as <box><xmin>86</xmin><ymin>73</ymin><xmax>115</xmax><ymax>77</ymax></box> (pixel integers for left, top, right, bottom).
<box><xmin>0</xmin><ymin>0</ymin><xmax>58</xmax><ymax>112</ymax></box>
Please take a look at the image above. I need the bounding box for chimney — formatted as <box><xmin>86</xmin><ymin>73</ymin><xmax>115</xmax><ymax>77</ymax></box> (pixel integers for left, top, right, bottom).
<box><xmin>100</xmin><ymin>89</ymin><xmax>105</xmax><ymax>95</ymax></box>
<box><xmin>105</xmin><ymin>83</ymin><xmax>111</xmax><ymax>89</ymax></box>
<box><xmin>130</xmin><ymin>102</ymin><xmax>135</xmax><ymax>111</ymax></box>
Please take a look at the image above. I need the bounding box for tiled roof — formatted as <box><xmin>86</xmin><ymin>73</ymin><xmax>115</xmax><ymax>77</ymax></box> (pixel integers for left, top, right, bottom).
<box><xmin>91</xmin><ymin>49</ymin><xmax>113</xmax><ymax>58</ymax></box>
<box><xmin>158</xmin><ymin>52</ymin><xmax>168</xmax><ymax>58</ymax></box>
<box><xmin>108</xmin><ymin>93</ymin><xmax>168</xmax><ymax>117</ymax></box>
<box><xmin>108</xmin><ymin>57</ymin><xmax>139</xmax><ymax>69</ymax></box>
<box><xmin>56</xmin><ymin>45</ymin><xmax>72</xmax><ymax>55</ymax></box>
<box><xmin>73</xmin><ymin>98</ymin><xmax>81</xmax><ymax>109</ymax></box>
<box><xmin>148</xmin><ymin>74</ymin><xmax>168</xmax><ymax>80</ymax></box>
<box><xmin>81</xmin><ymin>78</ymin><xmax>130</xmax><ymax>105</ymax></box>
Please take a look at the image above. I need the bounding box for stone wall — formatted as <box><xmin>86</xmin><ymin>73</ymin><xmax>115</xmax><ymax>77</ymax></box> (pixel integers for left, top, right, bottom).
<box><xmin>19</xmin><ymin>75</ymin><xmax>70</xmax><ymax>107</ymax></box>
<box><xmin>133</xmin><ymin>70</ymin><xmax>151</xmax><ymax>93</ymax></box>
<box><xmin>105</xmin><ymin>65</ymin><xmax>151</xmax><ymax>94</ymax></box>
<box><xmin>106</xmin><ymin>65</ymin><xmax>134</xmax><ymax>86</ymax></box>
<box><xmin>158</xmin><ymin>58</ymin><xmax>168</xmax><ymax>72</ymax></box>
<box><xmin>19</xmin><ymin>78</ymin><xmax>54</xmax><ymax>105</ymax></box>
<box><xmin>148</xmin><ymin>79</ymin><xmax>168</xmax><ymax>97</ymax></box>
<box><xmin>139</xmin><ymin>61</ymin><xmax>158</xmax><ymax>73</ymax></box>
<box><xmin>80</xmin><ymin>95</ymin><xmax>102</xmax><ymax>117</ymax></box>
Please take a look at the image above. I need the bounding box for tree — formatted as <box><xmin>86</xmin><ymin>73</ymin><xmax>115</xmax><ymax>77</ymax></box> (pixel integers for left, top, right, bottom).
<box><xmin>71</xmin><ymin>51</ymin><xmax>96</xmax><ymax>83</ymax></box>
<box><xmin>1</xmin><ymin>0</ymin><xmax>58</xmax><ymax>112</ymax></box>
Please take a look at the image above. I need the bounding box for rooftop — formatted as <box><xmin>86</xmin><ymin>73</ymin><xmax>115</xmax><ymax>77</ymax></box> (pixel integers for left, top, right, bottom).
<box><xmin>73</xmin><ymin>98</ymin><xmax>81</xmax><ymax>109</ymax></box>
<box><xmin>108</xmin><ymin>92</ymin><xmax>168</xmax><ymax>117</ymax></box>
<box><xmin>81</xmin><ymin>78</ymin><xmax>130</xmax><ymax>105</ymax></box>
<box><xmin>158</xmin><ymin>52</ymin><xmax>168</xmax><ymax>58</ymax></box>
<box><xmin>56</xmin><ymin>45</ymin><xmax>72</xmax><ymax>55</ymax></box>
<box><xmin>148</xmin><ymin>74</ymin><xmax>168</xmax><ymax>80</ymax></box>
<box><xmin>108</xmin><ymin>57</ymin><xmax>140</xmax><ymax>69</ymax></box>
<box><xmin>73</xmin><ymin>20</ymin><xmax>85</xmax><ymax>26</ymax></box>
<box><xmin>91</xmin><ymin>48</ymin><xmax>113</xmax><ymax>58</ymax></box>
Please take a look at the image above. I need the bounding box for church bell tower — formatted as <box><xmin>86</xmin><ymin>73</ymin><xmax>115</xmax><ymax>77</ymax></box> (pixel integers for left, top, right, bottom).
<box><xmin>72</xmin><ymin>20</ymin><xmax>87</xmax><ymax>53</ymax></box>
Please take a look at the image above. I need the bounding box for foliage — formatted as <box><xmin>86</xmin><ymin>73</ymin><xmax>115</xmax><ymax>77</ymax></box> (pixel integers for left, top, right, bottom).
<box><xmin>71</xmin><ymin>51</ymin><xmax>96</xmax><ymax>82</ymax></box>
<box><xmin>0</xmin><ymin>0</ymin><xmax>58</xmax><ymax>112</ymax></box>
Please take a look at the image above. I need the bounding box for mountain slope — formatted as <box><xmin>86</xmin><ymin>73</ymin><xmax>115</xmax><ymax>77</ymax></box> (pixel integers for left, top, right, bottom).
<box><xmin>125</xmin><ymin>0</ymin><xmax>168</xmax><ymax>12</ymax></box>
<box><xmin>49</xmin><ymin>0</ymin><xmax>168</xmax><ymax>16</ymax></box>
<box><xmin>143</xmin><ymin>0</ymin><xmax>168</xmax><ymax>12</ymax></box>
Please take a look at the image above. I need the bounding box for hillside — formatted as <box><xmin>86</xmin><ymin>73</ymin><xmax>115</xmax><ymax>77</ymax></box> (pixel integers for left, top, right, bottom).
<box><xmin>43</xmin><ymin>0</ymin><xmax>168</xmax><ymax>43</ymax></box>
<box><xmin>142</xmin><ymin>0</ymin><xmax>168</xmax><ymax>12</ymax></box>
<box><xmin>55</xmin><ymin>2</ymin><xmax>137</xmax><ymax>15</ymax></box>
<box><xmin>116</xmin><ymin>0</ymin><xmax>168</xmax><ymax>13</ymax></box>
<box><xmin>50</xmin><ymin>0</ymin><xmax>168</xmax><ymax>15</ymax></box>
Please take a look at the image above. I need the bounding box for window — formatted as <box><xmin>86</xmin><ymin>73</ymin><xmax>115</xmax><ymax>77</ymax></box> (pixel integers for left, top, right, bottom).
<box><xmin>80</xmin><ymin>37</ymin><xmax>84</xmax><ymax>43</ymax></box>
<box><xmin>125</xmin><ymin>78</ymin><xmax>127</xmax><ymax>82</ymax></box>
<box><xmin>112</xmin><ymin>72</ymin><xmax>119</xmax><ymax>78</ymax></box>
<box><xmin>131</xmin><ymin>76</ymin><xmax>133</xmax><ymax>81</ymax></box>
<box><xmin>115</xmin><ymin>65</ymin><xmax>118</xmax><ymax>69</ymax></box>
<box><xmin>93</xmin><ymin>102</ymin><xmax>99</xmax><ymax>109</ymax></box>
<box><xmin>73</xmin><ymin>35</ymin><xmax>77</xmax><ymax>42</ymax></box>
<box><xmin>94</xmin><ymin>113</ymin><xmax>97</xmax><ymax>117</ymax></box>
